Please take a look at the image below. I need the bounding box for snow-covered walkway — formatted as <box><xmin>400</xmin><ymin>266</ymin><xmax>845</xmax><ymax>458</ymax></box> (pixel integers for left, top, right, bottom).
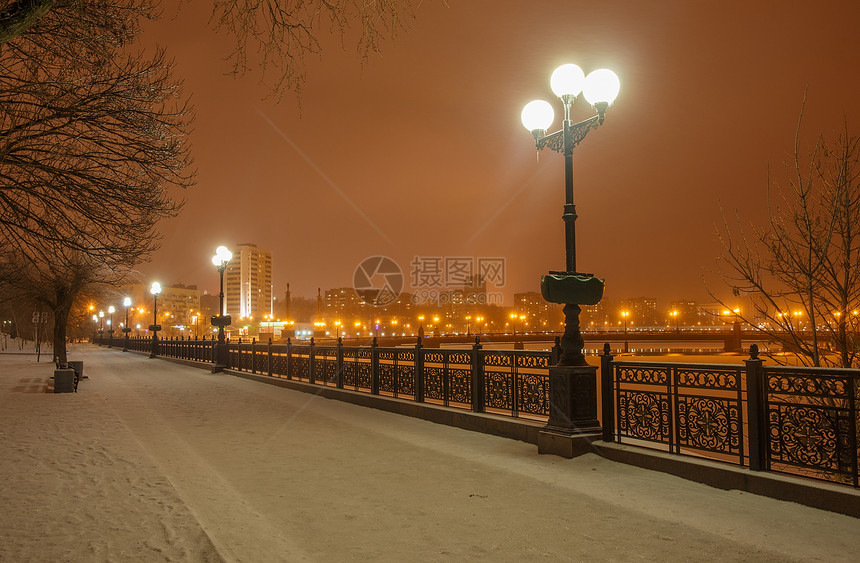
<box><xmin>1</xmin><ymin>345</ymin><xmax>857</xmax><ymax>561</ymax></box>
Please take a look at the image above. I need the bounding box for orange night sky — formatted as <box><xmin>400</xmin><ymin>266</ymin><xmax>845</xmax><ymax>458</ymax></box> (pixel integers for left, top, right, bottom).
<box><xmin>137</xmin><ymin>0</ymin><xmax>860</xmax><ymax>305</ymax></box>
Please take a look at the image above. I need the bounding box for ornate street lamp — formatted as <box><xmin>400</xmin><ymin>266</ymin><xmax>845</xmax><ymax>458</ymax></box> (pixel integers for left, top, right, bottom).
<box><xmin>522</xmin><ymin>63</ymin><xmax>620</xmax><ymax>452</ymax></box>
<box><xmin>98</xmin><ymin>310</ymin><xmax>104</xmax><ymax>345</ymax></box>
<box><xmin>149</xmin><ymin>282</ymin><xmax>162</xmax><ymax>358</ymax></box>
<box><xmin>211</xmin><ymin>246</ymin><xmax>232</xmax><ymax>372</ymax></box>
<box><xmin>107</xmin><ymin>305</ymin><xmax>115</xmax><ymax>347</ymax></box>
<box><xmin>92</xmin><ymin>314</ymin><xmax>99</xmax><ymax>343</ymax></box>
<box><xmin>122</xmin><ymin>297</ymin><xmax>132</xmax><ymax>351</ymax></box>
<box><xmin>522</xmin><ymin>64</ymin><xmax>620</xmax><ymax>365</ymax></box>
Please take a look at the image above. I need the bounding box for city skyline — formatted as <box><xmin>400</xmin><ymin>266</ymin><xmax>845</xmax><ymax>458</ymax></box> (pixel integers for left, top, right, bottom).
<box><xmin>132</xmin><ymin>1</ymin><xmax>860</xmax><ymax>305</ymax></box>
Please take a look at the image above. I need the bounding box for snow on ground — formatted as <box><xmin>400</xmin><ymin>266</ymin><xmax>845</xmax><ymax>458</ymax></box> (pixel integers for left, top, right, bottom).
<box><xmin>1</xmin><ymin>344</ymin><xmax>858</xmax><ymax>562</ymax></box>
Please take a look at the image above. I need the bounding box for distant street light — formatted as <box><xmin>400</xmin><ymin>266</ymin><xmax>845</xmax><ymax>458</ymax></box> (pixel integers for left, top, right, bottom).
<box><xmin>670</xmin><ymin>310</ymin><xmax>679</xmax><ymax>333</ymax></box>
<box><xmin>522</xmin><ymin>63</ymin><xmax>619</xmax><ymax>366</ymax></box>
<box><xmin>211</xmin><ymin>245</ymin><xmax>233</xmax><ymax>372</ymax></box>
<box><xmin>122</xmin><ymin>297</ymin><xmax>132</xmax><ymax>351</ymax></box>
<box><xmin>107</xmin><ymin>305</ymin><xmax>115</xmax><ymax>347</ymax></box>
<box><xmin>98</xmin><ymin>310</ymin><xmax>104</xmax><ymax>345</ymax></box>
<box><xmin>149</xmin><ymin>282</ymin><xmax>162</xmax><ymax>358</ymax></box>
<box><xmin>92</xmin><ymin>314</ymin><xmax>99</xmax><ymax>343</ymax></box>
<box><xmin>621</xmin><ymin>311</ymin><xmax>630</xmax><ymax>353</ymax></box>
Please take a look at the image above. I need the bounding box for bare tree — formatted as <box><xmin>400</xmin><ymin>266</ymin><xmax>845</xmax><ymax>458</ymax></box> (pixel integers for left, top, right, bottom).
<box><xmin>0</xmin><ymin>0</ymin><xmax>421</xmax><ymax>97</ymax></box>
<box><xmin>0</xmin><ymin>0</ymin><xmax>193</xmax><ymax>361</ymax></box>
<box><xmin>0</xmin><ymin>244</ymin><xmax>129</xmax><ymax>362</ymax></box>
<box><xmin>714</xmin><ymin>103</ymin><xmax>860</xmax><ymax>367</ymax></box>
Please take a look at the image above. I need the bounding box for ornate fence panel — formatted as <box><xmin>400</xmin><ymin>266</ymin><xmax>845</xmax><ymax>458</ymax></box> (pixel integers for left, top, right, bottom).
<box><xmin>481</xmin><ymin>350</ymin><xmax>551</xmax><ymax>419</ymax></box>
<box><xmin>341</xmin><ymin>347</ymin><xmax>373</xmax><ymax>391</ymax></box>
<box><xmin>227</xmin><ymin>341</ymin><xmax>240</xmax><ymax>370</ymax></box>
<box><xmin>314</xmin><ymin>346</ymin><xmax>338</xmax><ymax>386</ymax></box>
<box><xmin>270</xmin><ymin>345</ymin><xmax>289</xmax><ymax>377</ymax></box>
<box><xmin>423</xmin><ymin>350</ymin><xmax>472</xmax><ymax>409</ymax></box>
<box><xmin>611</xmin><ymin>361</ymin><xmax>745</xmax><ymax>464</ymax></box>
<box><xmin>377</xmin><ymin>348</ymin><xmax>417</xmax><ymax>399</ymax></box>
<box><xmin>763</xmin><ymin>366</ymin><xmax>859</xmax><ymax>487</ymax></box>
<box><xmin>289</xmin><ymin>346</ymin><xmax>311</xmax><ymax>381</ymax></box>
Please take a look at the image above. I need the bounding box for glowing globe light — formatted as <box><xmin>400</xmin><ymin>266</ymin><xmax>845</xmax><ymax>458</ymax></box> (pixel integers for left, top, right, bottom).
<box><xmin>212</xmin><ymin>245</ymin><xmax>232</xmax><ymax>266</ymax></box>
<box><xmin>583</xmin><ymin>69</ymin><xmax>621</xmax><ymax>106</ymax></box>
<box><xmin>150</xmin><ymin>281</ymin><xmax>162</xmax><ymax>296</ymax></box>
<box><xmin>550</xmin><ymin>64</ymin><xmax>586</xmax><ymax>98</ymax></box>
<box><xmin>123</xmin><ymin>297</ymin><xmax>131</xmax><ymax>307</ymax></box>
<box><xmin>521</xmin><ymin>100</ymin><xmax>554</xmax><ymax>132</ymax></box>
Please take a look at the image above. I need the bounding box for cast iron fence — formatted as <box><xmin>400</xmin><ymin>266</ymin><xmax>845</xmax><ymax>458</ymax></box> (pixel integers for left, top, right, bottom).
<box><xmin>118</xmin><ymin>335</ymin><xmax>554</xmax><ymax>421</ymax></box>
<box><xmin>600</xmin><ymin>345</ymin><xmax>860</xmax><ymax>488</ymax></box>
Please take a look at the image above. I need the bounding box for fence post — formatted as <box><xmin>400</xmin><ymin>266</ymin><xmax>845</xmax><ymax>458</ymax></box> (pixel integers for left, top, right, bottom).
<box><xmin>286</xmin><ymin>338</ymin><xmax>292</xmax><ymax>380</ymax></box>
<box><xmin>471</xmin><ymin>336</ymin><xmax>484</xmax><ymax>413</ymax></box>
<box><xmin>415</xmin><ymin>337</ymin><xmax>424</xmax><ymax>403</ymax></box>
<box><xmin>745</xmin><ymin>344</ymin><xmax>766</xmax><ymax>471</ymax></box>
<box><xmin>309</xmin><ymin>337</ymin><xmax>316</xmax><ymax>384</ymax></box>
<box><xmin>600</xmin><ymin>343</ymin><xmax>615</xmax><ymax>442</ymax></box>
<box><xmin>251</xmin><ymin>338</ymin><xmax>257</xmax><ymax>373</ymax></box>
<box><xmin>336</xmin><ymin>337</ymin><xmax>344</xmax><ymax>388</ymax></box>
<box><xmin>371</xmin><ymin>337</ymin><xmax>379</xmax><ymax>395</ymax></box>
<box><xmin>267</xmin><ymin>338</ymin><xmax>273</xmax><ymax>376</ymax></box>
<box><xmin>550</xmin><ymin>336</ymin><xmax>562</xmax><ymax>366</ymax></box>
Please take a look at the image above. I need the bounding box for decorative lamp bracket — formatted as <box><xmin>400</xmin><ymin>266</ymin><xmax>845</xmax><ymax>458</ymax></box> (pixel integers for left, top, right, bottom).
<box><xmin>537</xmin><ymin>114</ymin><xmax>601</xmax><ymax>154</ymax></box>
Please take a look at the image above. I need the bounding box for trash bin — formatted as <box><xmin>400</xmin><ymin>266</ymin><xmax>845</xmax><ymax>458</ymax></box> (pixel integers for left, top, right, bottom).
<box><xmin>53</xmin><ymin>369</ymin><xmax>75</xmax><ymax>393</ymax></box>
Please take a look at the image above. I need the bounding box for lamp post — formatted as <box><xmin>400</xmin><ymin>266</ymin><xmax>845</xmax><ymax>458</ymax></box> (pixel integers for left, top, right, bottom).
<box><xmin>522</xmin><ymin>63</ymin><xmax>620</xmax><ymax>453</ymax></box>
<box><xmin>98</xmin><ymin>310</ymin><xmax>104</xmax><ymax>345</ymax></box>
<box><xmin>521</xmin><ymin>63</ymin><xmax>620</xmax><ymax>366</ymax></box>
<box><xmin>122</xmin><ymin>297</ymin><xmax>132</xmax><ymax>351</ymax></box>
<box><xmin>149</xmin><ymin>282</ymin><xmax>162</xmax><ymax>358</ymax></box>
<box><xmin>92</xmin><ymin>314</ymin><xmax>98</xmax><ymax>343</ymax></box>
<box><xmin>107</xmin><ymin>305</ymin><xmax>115</xmax><ymax>347</ymax></box>
<box><xmin>621</xmin><ymin>310</ymin><xmax>630</xmax><ymax>353</ymax></box>
<box><xmin>211</xmin><ymin>245</ymin><xmax>233</xmax><ymax>372</ymax></box>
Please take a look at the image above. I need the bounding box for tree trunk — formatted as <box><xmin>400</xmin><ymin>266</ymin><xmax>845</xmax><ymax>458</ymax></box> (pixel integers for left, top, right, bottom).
<box><xmin>52</xmin><ymin>302</ymin><xmax>70</xmax><ymax>364</ymax></box>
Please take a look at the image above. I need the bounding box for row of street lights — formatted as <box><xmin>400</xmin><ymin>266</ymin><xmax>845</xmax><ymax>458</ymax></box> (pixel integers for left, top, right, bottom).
<box><xmin>91</xmin><ymin>245</ymin><xmax>230</xmax><ymax>360</ymax></box>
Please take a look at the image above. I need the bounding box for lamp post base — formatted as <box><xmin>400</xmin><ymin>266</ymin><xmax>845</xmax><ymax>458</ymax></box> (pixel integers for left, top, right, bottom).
<box><xmin>538</xmin><ymin>364</ymin><xmax>601</xmax><ymax>458</ymax></box>
<box><xmin>211</xmin><ymin>339</ymin><xmax>228</xmax><ymax>373</ymax></box>
<box><xmin>537</xmin><ymin>428</ymin><xmax>602</xmax><ymax>458</ymax></box>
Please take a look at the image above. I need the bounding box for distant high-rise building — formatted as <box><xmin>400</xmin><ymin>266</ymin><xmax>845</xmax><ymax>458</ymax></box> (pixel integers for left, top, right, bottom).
<box><xmin>224</xmin><ymin>243</ymin><xmax>273</xmax><ymax>320</ymax></box>
<box><xmin>667</xmin><ymin>300</ymin><xmax>700</xmax><ymax>327</ymax></box>
<box><xmin>619</xmin><ymin>297</ymin><xmax>659</xmax><ymax>327</ymax></box>
<box><xmin>513</xmin><ymin>291</ymin><xmax>563</xmax><ymax>332</ymax></box>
